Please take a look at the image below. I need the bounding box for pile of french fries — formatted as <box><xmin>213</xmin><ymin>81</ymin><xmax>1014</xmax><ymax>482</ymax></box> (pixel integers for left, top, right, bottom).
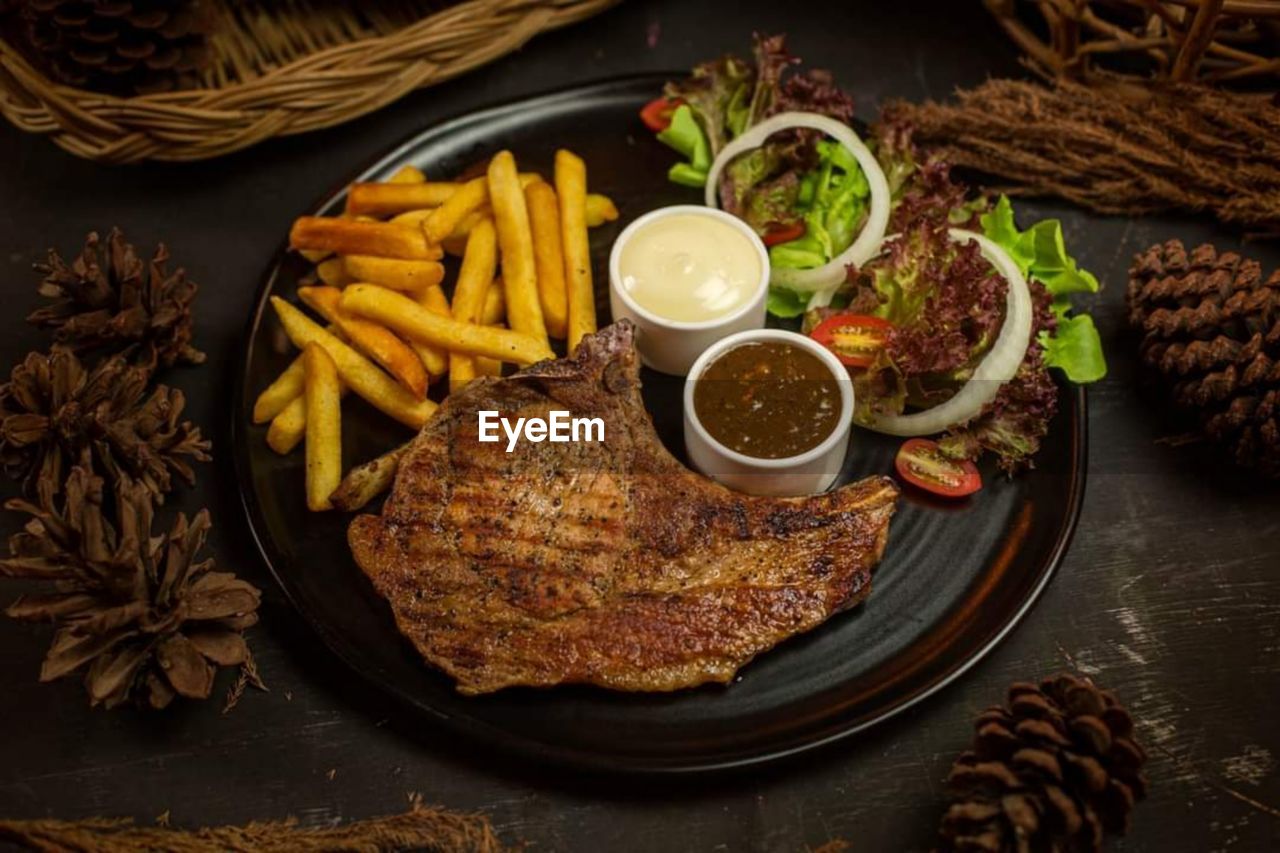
<box><xmin>252</xmin><ymin>151</ymin><xmax>619</xmax><ymax>512</ymax></box>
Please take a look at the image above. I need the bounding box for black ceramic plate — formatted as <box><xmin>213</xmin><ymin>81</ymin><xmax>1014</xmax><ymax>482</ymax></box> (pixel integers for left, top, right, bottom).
<box><xmin>234</xmin><ymin>75</ymin><xmax>1086</xmax><ymax>773</ymax></box>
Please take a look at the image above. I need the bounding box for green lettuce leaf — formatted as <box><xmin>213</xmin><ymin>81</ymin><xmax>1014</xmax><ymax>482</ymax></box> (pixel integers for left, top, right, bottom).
<box><xmin>1039</xmin><ymin>314</ymin><xmax>1107</xmax><ymax>383</ymax></box>
<box><xmin>766</xmin><ymin>287</ymin><xmax>809</xmax><ymax>318</ymax></box>
<box><xmin>663</xmin><ymin>54</ymin><xmax>753</xmax><ymax>157</ymax></box>
<box><xmin>980</xmin><ymin>195</ymin><xmax>1106</xmax><ymax>384</ymax></box>
<box><xmin>657</xmin><ymin>105</ymin><xmax>710</xmax><ymax>187</ymax></box>
<box><xmin>724</xmin><ymin>146</ymin><xmax>782</xmax><ymax>214</ymax></box>
<box><xmin>980</xmin><ymin>196</ymin><xmax>1098</xmax><ymax>295</ymax></box>
<box><xmin>668</xmin><ymin>163</ymin><xmax>708</xmax><ymax>188</ymax></box>
<box><xmin>979</xmin><ymin>195</ymin><xmax>1025</xmax><ymax>264</ymax></box>
<box><xmin>766</xmin><ymin>140</ymin><xmax>868</xmax><ymax>280</ymax></box>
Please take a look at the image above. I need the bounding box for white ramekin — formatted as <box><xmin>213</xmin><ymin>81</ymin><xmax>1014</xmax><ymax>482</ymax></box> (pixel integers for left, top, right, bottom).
<box><xmin>683</xmin><ymin>329</ymin><xmax>855</xmax><ymax>497</ymax></box>
<box><xmin>609</xmin><ymin>205</ymin><xmax>769</xmax><ymax>376</ymax></box>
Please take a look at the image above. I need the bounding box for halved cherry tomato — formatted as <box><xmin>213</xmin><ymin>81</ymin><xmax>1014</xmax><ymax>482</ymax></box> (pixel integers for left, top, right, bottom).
<box><xmin>640</xmin><ymin>96</ymin><xmax>684</xmax><ymax>132</ymax></box>
<box><xmin>762</xmin><ymin>220</ymin><xmax>806</xmax><ymax>247</ymax></box>
<box><xmin>809</xmin><ymin>313</ymin><xmax>892</xmax><ymax>369</ymax></box>
<box><xmin>894</xmin><ymin>438</ymin><xmax>982</xmax><ymax>498</ymax></box>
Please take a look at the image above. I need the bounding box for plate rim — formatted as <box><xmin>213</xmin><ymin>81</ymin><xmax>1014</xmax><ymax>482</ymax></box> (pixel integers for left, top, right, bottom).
<box><xmin>232</xmin><ymin>72</ymin><xmax>1088</xmax><ymax>775</ymax></box>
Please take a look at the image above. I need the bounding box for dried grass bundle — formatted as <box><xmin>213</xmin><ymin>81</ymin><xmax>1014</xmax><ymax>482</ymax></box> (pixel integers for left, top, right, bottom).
<box><xmin>885</xmin><ymin>78</ymin><xmax>1280</xmax><ymax>236</ymax></box>
<box><xmin>0</xmin><ymin>797</ymin><xmax>509</xmax><ymax>853</ymax></box>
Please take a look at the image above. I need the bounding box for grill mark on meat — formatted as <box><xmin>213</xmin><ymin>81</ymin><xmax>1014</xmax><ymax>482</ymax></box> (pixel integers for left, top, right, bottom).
<box><xmin>349</xmin><ymin>322</ymin><xmax>898</xmax><ymax>695</ymax></box>
<box><xmin>765</xmin><ymin>507</ymin><xmax>834</xmax><ymax>536</ymax></box>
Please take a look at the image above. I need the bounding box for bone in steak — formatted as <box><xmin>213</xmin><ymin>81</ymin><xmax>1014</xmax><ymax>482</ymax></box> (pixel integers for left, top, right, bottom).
<box><xmin>348</xmin><ymin>322</ymin><xmax>899</xmax><ymax>695</ymax></box>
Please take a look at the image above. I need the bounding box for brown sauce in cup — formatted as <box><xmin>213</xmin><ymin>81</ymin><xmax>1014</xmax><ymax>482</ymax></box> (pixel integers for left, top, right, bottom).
<box><xmin>692</xmin><ymin>341</ymin><xmax>841</xmax><ymax>459</ymax></box>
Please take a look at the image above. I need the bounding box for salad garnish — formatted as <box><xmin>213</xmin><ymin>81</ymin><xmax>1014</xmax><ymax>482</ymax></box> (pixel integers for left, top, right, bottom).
<box><xmin>807</xmin><ymin>313</ymin><xmax>892</xmax><ymax>369</ymax></box>
<box><xmin>655</xmin><ymin>103</ymin><xmax>712</xmax><ymax>188</ymax></box>
<box><xmin>895</xmin><ymin>438</ymin><xmax>982</xmax><ymax>498</ymax></box>
<box><xmin>866</xmin><ymin>229</ymin><xmax>1033</xmax><ymax>439</ymax></box>
<box><xmin>841</xmin><ymin>121</ymin><xmax>1106</xmax><ymax>470</ymax></box>
<box><xmin>703</xmin><ymin>112</ymin><xmax>890</xmax><ymax>307</ymax></box>
<box><xmin>651</xmin><ymin>36</ymin><xmax>1108</xmax><ymax>472</ymax></box>
<box><xmin>979</xmin><ymin>195</ymin><xmax>1106</xmax><ymax>384</ymax></box>
<box><xmin>639</xmin><ymin>96</ymin><xmax>683</xmax><ymax>133</ymax></box>
<box><xmin>650</xmin><ymin>35</ymin><xmax>875</xmax><ymax>305</ymax></box>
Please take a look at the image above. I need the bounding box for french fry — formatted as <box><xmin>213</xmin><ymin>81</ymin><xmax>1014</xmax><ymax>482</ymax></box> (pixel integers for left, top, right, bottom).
<box><xmin>586</xmin><ymin>193</ymin><xmax>619</xmax><ymax>227</ymax></box>
<box><xmin>476</xmin><ymin>321</ymin><xmax>505</xmax><ymax>377</ymax></box>
<box><xmin>422</xmin><ymin>283</ymin><xmax>451</xmax><ymax>314</ymax></box>
<box><xmin>302</xmin><ymin>344</ymin><xmax>342</xmax><ymax>511</ymax></box>
<box><xmin>298</xmin><ymin>286</ymin><xmax>428</xmax><ymax>398</ymax></box>
<box><xmin>343</xmin><ymin>255</ymin><xmax>445</xmax><ymax>293</ymax></box>
<box><xmin>393</xmin><ymin>203</ymin><xmax>493</xmax><ymax>233</ymax></box>
<box><xmin>450</xmin><ymin>208</ymin><xmax>493</xmax><ymax>240</ymax></box>
<box><xmin>270</xmin><ymin>297</ymin><xmax>435</xmax><ymax>428</ymax></box>
<box><xmin>525</xmin><ymin>181</ymin><xmax>569</xmax><ymax>339</ymax></box>
<box><xmin>341</xmin><ymin>285</ymin><xmax>553</xmax><ymax>365</ymax></box>
<box><xmin>423</xmin><ymin>177</ymin><xmax>488</xmax><ymax>244</ymax></box>
<box><xmin>556</xmin><ymin>149</ymin><xmax>596</xmax><ymax>353</ymax></box>
<box><xmin>450</xmin><ymin>219</ymin><xmax>499</xmax><ymax>391</ymax></box>
<box><xmin>389</xmin><ymin>209</ymin><xmax>433</xmax><ymax>228</ymax></box>
<box><xmin>290</xmin><ymin>217</ymin><xmax>440</xmax><ymax>261</ymax></box>
<box><xmin>343</xmin><ymin>163</ymin><xmax>427</xmax><ymax>216</ymax></box>
<box><xmin>474</xmin><ymin>275</ymin><xmax>506</xmax><ymax>379</ymax></box>
<box><xmin>438</xmin><ymin>208</ymin><xmax>501</xmax><ymax>257</ymax></box>
<box><xmin>476</xmin><ymin>348</ymin><xmax>504</xmax><ymax>377</ymax></box>
<box><xmin>488</xmin><ymin>151</ymin><xmax>549</xmax><ymax>348</ymax></box>
<box><xmin>454</xmin><ymin>355</ymin><xmax>502</xmax><ymax>383</ymax></box>
<box><xmin>411</xmin><ymin>284</ymin><xmax>452</xmax><ymax>378</ymax></box>
<box><xmin>448</xmin><ymin>219</ymin><xmax>499</xmax><ymax>392</ymax></box>
<box><xmin>265</xmin><ymin>381</ymin><xmax>350</xmax><ymax>455</ymax></box>
<box><xmin>254</xmin><ymin>354</ymin><xmax>306</xmax><ymax>424</ymax></box>
<box><xmin>329</xmin><ymin>443</ymin><xmax>410</xmax><ymax>512</ymax></box>
<box><xmin>449</xmin><ymin>354</ymin><xmax>477</xmax><ymax>392</ymax></box>
<box><xmin>267</xmin><ymin>395</ymin><xmax>307</xmax><ymax>455</ymax></box>
<box><xmin>388</xmin><ymin>164</ymin><xmax>426</xmax><ymax>184</ymax></box>
<box><xmin>419</xmin><ymin>192</ymin><xmax>606</xmax><ymax>233</ymax></box>
<box><xmin>346</xmin><ymin>182</ymin><xmax>457</xmax><ymax>216</ymax></box>
<box><xmin>253</xmin><ymin>322</ymin><xmax>344</xmax><ymax>425</ymax></box>
<box><xmin>346</xmin><ymin>173</ymin><xmax>538</xmax><ymax>219</ymax></box>
<box><xmin>299</xmin><ymin>249</ymin><xmax>330</xmax><ymax>264</ymax></box>
<box><xmin>315</xmin><ymin>257</ymin><xmax>351</xmax><ymax>287</ymax></box>
<box><xmin>481</xmin><ymin>279</ymin><xmax>506</xmax><ymax>326</ymax></box>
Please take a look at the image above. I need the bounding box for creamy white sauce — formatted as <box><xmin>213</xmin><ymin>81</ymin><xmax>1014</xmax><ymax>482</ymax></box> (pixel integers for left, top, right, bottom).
<box><xmin>617</xmin><ymin>213</ymin><xmax>760</xmax><ymax>323</ymax></box>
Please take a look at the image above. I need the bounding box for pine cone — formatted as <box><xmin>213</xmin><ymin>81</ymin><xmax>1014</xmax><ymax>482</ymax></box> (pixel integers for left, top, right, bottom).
<box><xmin>1128</xmin><ymin>240</ymin><xmax>1280</xmax><ymax>479</ymax></box>
<box><xmin>0</xmin><ymin>348</ymin><xmax>209</xmax><ymax>501</ymax></box>
<box><xmin>0</xmin><ymin>465</ymin><xmax>261</xmax><ymax>708</ymax></box>
<box><xmin>17</xmin><ymin>0</ymin><xmax>216</xmax><ymax>95</ymax></box>
<box><xmin>30</xmin><ymin>228</ymin><xmax>205</xmax><ymax>370</ymax></box>
<box><xmin>938</xmin><ymin>674</ymin><xmax>1148</xmax><ymax>853</ymax></box>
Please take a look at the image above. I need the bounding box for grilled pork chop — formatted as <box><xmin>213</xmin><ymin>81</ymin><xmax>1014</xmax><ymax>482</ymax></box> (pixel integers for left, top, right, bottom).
<box><xmin>349</xmin><ymin>322</ymin><xmax>898</xmax><ymax>695</ymax></box>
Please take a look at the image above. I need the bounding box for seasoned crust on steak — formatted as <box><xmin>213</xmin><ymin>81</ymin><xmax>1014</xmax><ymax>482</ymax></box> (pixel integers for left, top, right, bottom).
<box><xmin>349</xmin><ymin>322</ymin><xmax>898</xmax><ymax>695</ymax></box>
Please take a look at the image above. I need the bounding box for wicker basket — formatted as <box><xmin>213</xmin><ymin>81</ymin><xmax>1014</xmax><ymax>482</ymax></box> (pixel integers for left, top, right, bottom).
<box><xmin>986</xmin><ymin>0</ymin><xmax>1280</xmax><ymax>87</ymax></box>
<box><xmin>0</xmin><ymin>0</ymin><xmax>618</xmax><ymax>164</ymax></box>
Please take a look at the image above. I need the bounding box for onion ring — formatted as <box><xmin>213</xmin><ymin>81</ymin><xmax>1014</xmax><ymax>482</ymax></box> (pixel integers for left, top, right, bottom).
<box><xmin>867</xmin><ymin>229</ymin><xmax>1033</xmax><ymax>437</ymax></box>
<box><xmin>703</xmin><ymin>111</ymin><xmax>890</xmax><ymax>299</ymax></box>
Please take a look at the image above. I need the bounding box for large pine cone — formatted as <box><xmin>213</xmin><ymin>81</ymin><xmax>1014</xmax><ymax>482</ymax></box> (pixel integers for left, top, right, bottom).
<box><xmin>1127</xmin><ymin>240</ymin><xmax>1280</xmax><ymax>479</ymax></box>
<box><xmin>938</xmin><ymin>674</ymin><xmax>1148</xmax><ymax>853</ymax></box>
<box><xmin>0</xmin><ymin>465</ymin><xmax>261</xmax><ymax>709</ymax></box>
<box><xmin>30</xmin><ymin>227</ymin><xmax>205</xmax><ymax>371</ymax></box>
<box><xmin>0</xmin><ymin>348</ymin><xmax>209</xmax><ymax>502</ymax></box>
<box><xmin>18</xmin><ymin>0</ymin><xmax>216</xmax><ymax>95</ymax></box>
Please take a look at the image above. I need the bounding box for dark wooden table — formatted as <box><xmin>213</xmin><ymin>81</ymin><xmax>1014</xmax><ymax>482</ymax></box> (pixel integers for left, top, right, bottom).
<box><xmin>1</xmin><ymin>2</ymin><xmax>1278</xmax><ymax>850</ymax></box>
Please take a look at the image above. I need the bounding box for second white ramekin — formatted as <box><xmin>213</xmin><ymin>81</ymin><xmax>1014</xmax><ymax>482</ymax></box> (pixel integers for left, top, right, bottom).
<box><xmin>682</xmin><ymin>328</ymin><xmax>855</xmax><ymax>497</ymax></box>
